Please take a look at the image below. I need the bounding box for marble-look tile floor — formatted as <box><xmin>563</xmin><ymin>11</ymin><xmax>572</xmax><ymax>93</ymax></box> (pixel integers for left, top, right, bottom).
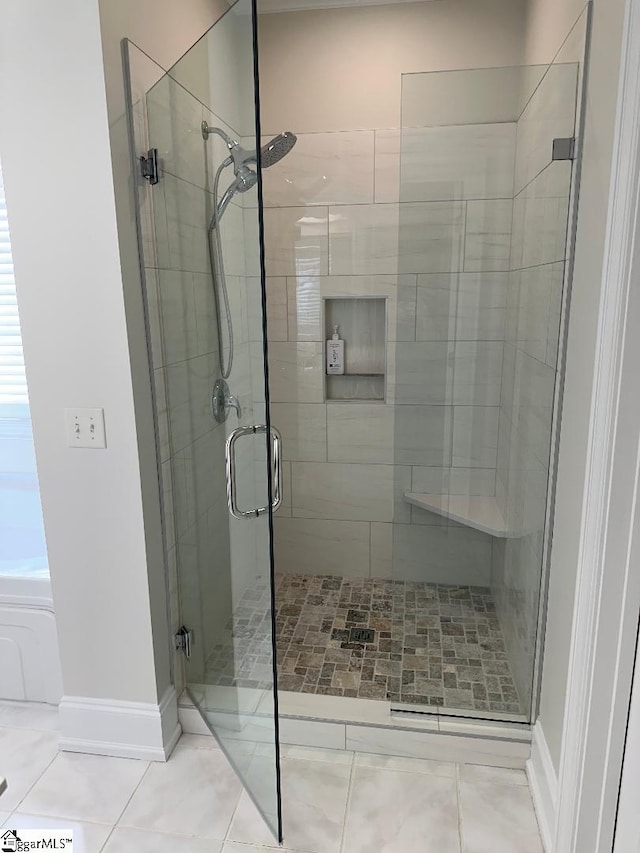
<box><xmin>0</xmin><ymin>700</ymin><xmax>543</xmax><ymax>853</ymax></box>
<box><xmin>205</xmin><ymin>574</ymin><xmax>522</xmax><ymax>715</ymax></box>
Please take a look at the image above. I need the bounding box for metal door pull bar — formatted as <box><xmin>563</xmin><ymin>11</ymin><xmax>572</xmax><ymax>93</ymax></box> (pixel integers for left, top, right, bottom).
<box><xmin>225</xmin><ymin>425</ymin><xmax>282</xmax><ymax>519</ymax></box>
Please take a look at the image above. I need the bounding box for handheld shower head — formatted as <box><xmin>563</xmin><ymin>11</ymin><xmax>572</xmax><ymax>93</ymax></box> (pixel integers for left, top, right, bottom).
<box><xmin>233</xmin><ymin>164</ymin><xmax>259</xmax><ymax>193</ymax></box>
<box><xmin>201</xmin><ymin>121</ymin><xmax>297</xmax><ymax>171</ymax></box>
<box><xmin>215</xmin><ymin>165</ymin><xmax>258</xmax><ymax>223</ymax></box>
<box><xmin>260</xmin><ymin>132</ymin><xmax>297</xmax><ymax>167</ymax></box>
<box><xmin>237</xmin><ymin>132</ymin><xmax>298</xmax><ymax>169</ymax></box>
<box><xmin>203</xmin><ymin>123</ymin><xmax>297</xmax><ymax>386</ymax></box>
<box><xmin>202</xmin><ymin>123</ymin><xmax>298</xmax><ymax>223</ymax></box>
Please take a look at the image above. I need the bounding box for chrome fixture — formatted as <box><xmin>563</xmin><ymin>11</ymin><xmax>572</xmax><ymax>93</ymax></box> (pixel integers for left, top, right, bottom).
<box><xmin>201</xmin><ymin>123</ymin><xmax>297</xmax><ymax>221</ymax></box>
<box><xmin>139</xmin><ymin>148</ymin><xmax>159</xmax><ymax>185</ymax></box>
<box><xmin>174</xmin><ymin>626</ymin><xmax>194</xmax><ymax>660</ymax></box>
<box><xmin>225</xmin><ymin>425</ymin><xmax>282</xmax><ymax>520</ymax></box>
<box><xmin>211</xmin><ymin>378</ymin><xmax>242</xmax><ymax>424</ymax></box>
<box><xmin>202</xmin><ymin>123</ymin><xmax>297</xmax><ymax>381</ymax></box>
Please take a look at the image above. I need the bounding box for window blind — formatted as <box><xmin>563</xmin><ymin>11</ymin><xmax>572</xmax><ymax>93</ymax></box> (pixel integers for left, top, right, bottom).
<box><xmin>0</xmin><ymin>161</ymin><xmax>28</xmax><ymax>407</ymax></box>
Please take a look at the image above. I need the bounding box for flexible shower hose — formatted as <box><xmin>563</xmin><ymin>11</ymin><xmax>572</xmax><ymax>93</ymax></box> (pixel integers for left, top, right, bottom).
<box><xmin>207</xmin><ymin>160</ymin><xmax>234</xmax><ymax>380</ymax></box>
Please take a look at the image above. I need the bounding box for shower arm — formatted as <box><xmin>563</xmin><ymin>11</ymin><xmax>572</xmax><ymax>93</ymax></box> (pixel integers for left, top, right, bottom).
<box><xmin>201</xmin><ymin>121</ymin><xmax>266</xmax><ymax>173</ymax></box>
<box><xmin>201</xmin><ymin>121</ymin><xmax>234</xmax><ymax>145</ymax></box>
<box><xmin>201</xmin><ymin>121</ymin><xmax>255</xmax><ymax>171</ymax></box>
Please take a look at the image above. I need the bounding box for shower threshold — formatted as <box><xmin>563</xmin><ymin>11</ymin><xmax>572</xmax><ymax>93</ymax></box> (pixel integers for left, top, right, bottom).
<box><xmin>277</xmin><ymin>688</ymin><xmax>528</xmax><ymax>728</ymax></box>
<box><xmin>178</xmin><ymin>688</ymin><xmax>531</xmax><ymax>768</ymax></box>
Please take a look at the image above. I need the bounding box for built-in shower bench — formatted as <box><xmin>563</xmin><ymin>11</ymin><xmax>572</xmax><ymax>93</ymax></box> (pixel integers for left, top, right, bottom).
<box><xmin>403</xmin><ymin>492</ymin><xmax>513</xmax><ymax>538</ymax></box>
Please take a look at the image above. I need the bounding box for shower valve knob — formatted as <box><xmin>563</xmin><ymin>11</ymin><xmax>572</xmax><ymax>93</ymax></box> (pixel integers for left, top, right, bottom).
<box><xmin>211</xmin><ymin>378</ymin><xmax>242</xmax><ymax>423</ymax></box>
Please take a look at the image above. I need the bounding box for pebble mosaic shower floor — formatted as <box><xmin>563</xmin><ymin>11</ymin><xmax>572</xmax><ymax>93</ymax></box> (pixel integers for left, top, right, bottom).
<box><xmin>204</xmin><ymin>574</ymin><xmax>523</xmax><ymax>715</ymax></box>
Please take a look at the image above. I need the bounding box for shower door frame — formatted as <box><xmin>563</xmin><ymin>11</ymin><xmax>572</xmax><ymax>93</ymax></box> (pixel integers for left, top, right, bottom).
<box><xmin>529</xmin><ymin>2</ymin><xmax>593</xmax><ymax>727</ymax></box>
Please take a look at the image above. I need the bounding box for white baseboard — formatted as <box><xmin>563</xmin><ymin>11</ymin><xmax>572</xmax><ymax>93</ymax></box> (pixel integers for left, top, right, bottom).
<box><xmin>59</xmin><ymin>685</ymin><xmax>181</xmax><ymax>761</ymax></box>
<box><xmin>526</xmin><ymin>720</ymin><xmax>558</xmax><ymax>851</ymax></box>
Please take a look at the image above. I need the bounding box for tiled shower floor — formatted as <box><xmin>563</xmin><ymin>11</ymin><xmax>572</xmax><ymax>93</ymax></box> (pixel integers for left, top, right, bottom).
<box><xmin>205</xmin><ymin>574</ymin><xmax>523</xmax><ymax>716</ymax></box>
<box><xmin>276</xmin><ymin>574</ymin><xmax>522</xmax><ymax>714</ymax></box>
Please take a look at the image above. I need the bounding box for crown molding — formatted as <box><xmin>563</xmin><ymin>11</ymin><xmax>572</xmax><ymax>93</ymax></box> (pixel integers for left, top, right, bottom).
<box><xmin>258</xmin><ymin>0</ymin><xmax>440</xmax><ymax>14</ymax></box>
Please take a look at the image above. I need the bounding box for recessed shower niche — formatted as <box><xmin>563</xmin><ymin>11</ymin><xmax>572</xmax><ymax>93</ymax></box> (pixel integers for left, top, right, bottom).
<box><xmin>324</xmin><ymin>297</ymin><xmax>386</xmax><ymax>402</ymax></box>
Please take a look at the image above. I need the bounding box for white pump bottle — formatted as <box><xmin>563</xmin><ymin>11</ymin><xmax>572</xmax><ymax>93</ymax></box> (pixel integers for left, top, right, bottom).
<box><xmin>326</xmin><ymin>324</ymin><xmax>344</xmax><ymax>375</ymax></box>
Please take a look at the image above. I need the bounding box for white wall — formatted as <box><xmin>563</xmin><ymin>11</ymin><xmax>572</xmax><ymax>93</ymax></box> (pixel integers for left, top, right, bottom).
<box><xmin>524</xmin><ymin>0</ymin><xmax>628</xmax><ymax>770</ymax></box>
<box><xmin>258</xmin><ymin>0</ymin><xmax>527</xmax><ymax>133</ymax></box>
<box><xmin>99</xmin><ymin>0</ymin><xmax>230</xmax><ymax>124</ymax></box>
<box><xmin>0</xmin><ymin>0</ymin><xmax>168</xmax><ymax>708</ymax></box>
<box><xmin>0</xmin><ymin>0</ymin><xmax>233</xmax><ymax>756</ymax></box>
<box><xmin>523</xmin><ymin>0</ymin><xmax>587</xmax><ymax>65</ymax></box>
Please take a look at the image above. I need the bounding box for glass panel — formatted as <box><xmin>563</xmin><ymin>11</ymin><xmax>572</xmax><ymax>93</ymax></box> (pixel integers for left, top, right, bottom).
<box><xmin>391</xmin><ymin>52</ymin><xmax>584</xmax><ymax>722</ymax></box>
<box><xmin>0</xmin><ymin>160</ymin><xmax>48</xmax><ymax>580</ymax></box>
<box><xmin>124</xmin><ymin>0</ymin><xmax>282</xmax><ymax>840</ymax></box>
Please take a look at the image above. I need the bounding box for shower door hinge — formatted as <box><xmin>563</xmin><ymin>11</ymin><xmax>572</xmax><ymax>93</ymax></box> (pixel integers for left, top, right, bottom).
<box><xmin>140</xmin><ymin>148</ymin><xmax>159</xmax><ymax>185</ymax></box>
<box><xmin>552</xmin><ymin>137</ymin><xmax>576</xmax><ymax>161</ymax></box>
<box><xmin>174</xmin><ymin>626</ymin><xmax>194</xmax><ymax>660</ymax></box>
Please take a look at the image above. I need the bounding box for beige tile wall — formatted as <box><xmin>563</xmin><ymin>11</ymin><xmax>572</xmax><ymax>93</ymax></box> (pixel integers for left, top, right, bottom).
<box><xmin>263</xmin><ymin>119</ymin><xmax>517</xmax><ymax>586</ymax></box>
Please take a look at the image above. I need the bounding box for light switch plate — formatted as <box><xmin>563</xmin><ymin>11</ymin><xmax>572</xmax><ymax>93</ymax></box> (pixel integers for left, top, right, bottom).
<box><xmin>65</xmin><ymin>408</ymin><xmax>107</xmax><ymax>449</ymax></box>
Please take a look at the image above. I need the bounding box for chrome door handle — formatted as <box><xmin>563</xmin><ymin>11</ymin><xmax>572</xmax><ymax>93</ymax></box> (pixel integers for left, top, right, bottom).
<box><xmin>271</xmin><ymin>426</ymin><xmax>283</xmax><ymax>514</ymax></box>
<box><xmin>225</xmin><ymin>425</ymin><xmax>282</xmax><ymax>520</ymax></box>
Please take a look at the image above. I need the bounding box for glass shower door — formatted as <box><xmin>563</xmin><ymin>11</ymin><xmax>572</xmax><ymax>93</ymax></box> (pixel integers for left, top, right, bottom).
<box><xmin>124</xmin><ymin>0</ymin><xmax>282</xmax><ymax>841</ymax></box>
<box><xmin>390</xmin><ymin>21</ymin><xmax>587</xmax><ymax>724</ymax></box>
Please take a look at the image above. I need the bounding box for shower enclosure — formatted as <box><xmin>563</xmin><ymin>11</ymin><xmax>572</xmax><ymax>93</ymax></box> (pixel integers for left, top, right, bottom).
<box><xmin>124</xmin><ymin>0</ymin><xmax>589</xmax><ymax>843</ymax></box>
<box><xmin>262</xmin><ymin>35</ymin><xmax>586</xmax><ymax>722</ymax></box>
